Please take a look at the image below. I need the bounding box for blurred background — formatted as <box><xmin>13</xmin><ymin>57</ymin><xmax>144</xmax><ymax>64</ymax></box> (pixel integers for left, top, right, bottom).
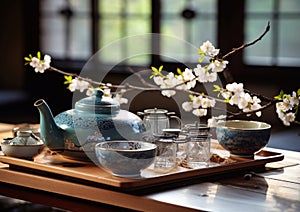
<box><xmin>0</xmin><ymin>0</ymin><xmax>299</xmax><ymax>128</ymax></box>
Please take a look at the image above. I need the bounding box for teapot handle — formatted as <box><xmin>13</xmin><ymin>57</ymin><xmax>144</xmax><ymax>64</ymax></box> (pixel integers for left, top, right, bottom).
<box><xmin>169</xmin><ymin>115</ymin><xmax>182</xmax><ymax>129</ymax></box>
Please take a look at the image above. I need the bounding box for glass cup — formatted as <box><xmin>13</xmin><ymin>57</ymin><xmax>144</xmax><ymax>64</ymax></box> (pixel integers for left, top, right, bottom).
<box><xmin>153</xmin><ymin>134</ymin><xmax>177</xmax><ymax>172</ymax></box>
<box><xmin>186</xmin><ymin>133</ymin><xmax>212</xmax><ymax>168</ymax></box>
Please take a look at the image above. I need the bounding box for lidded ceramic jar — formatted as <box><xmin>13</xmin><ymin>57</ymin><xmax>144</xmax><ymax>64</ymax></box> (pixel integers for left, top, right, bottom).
<box><xmin>9</xmin><ymin>131</ymin><xmax>42</xmax><ymax>145</ymax></box>
<box><xmin>1</xmin><ymin>131</ymin><xmax>44</xmax><ymax>159</ymax></box>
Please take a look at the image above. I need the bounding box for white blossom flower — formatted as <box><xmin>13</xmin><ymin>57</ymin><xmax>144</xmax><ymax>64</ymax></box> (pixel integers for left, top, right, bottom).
<box><xmin>69</xmin><ymin>78</ymin><xmax>90</xmax><ymax>92</ymax></box>
<box><xmin>86</xmin><ymin>88</ymin><xmax>94</xmax><ymax>96</ymax></box>
<box><xmin>35</xmin><ymin>63</ymin><xmax>47</xmax><ymax>73</ymax></box>
<box><xmin>30</xmin><ymin>57</ymin><xmax>40</xmax><ymax>68</ymax></box>
<box><xmin>182</xmin><ymin>101</ymin><xmax>193</xmax><ymax>112</ymax></box>
<box><xmin>207</xmin><ymin>115</ymin><xmax>227</xmax><ymax>127</ymax></box>
<box><xmin>285</xmin><ymin>113</ymin><xmax>296</xmax><ymax>126</ymax></box>
<box><xmin>192</xmin><ymin>95</ymin><xmax>203</xmax><ymax>108</ymax></box>
<box><xmin>158</xmin><ymin>72</ymin><xmax>179</xmax><ymax>97</ymax></box>
<box><xmin>176</xmin><ymin>75</ymin><xmax>188</xmax><ymax>90</ymax></box>
<box><xmin>181</xmin><ymin>68</ymin><xmax>196</xmax><ymax>89</ymax></box>
<box><xmin>44</xmin><ymin>54</ymin><xmax>51</xmax><ymax>65</ymax></box>
<box><xmin>238</xmin><ymin>93</ymin><xmax>252</xmax><ymax>109</ymax></box>
<box><xmin>221</xmin><ymin>91</ymin><xmax>231</xmax><ymax>100</ymax></box>
<box><xmin>153</xmin><ymin>76</ymin><xmax>164</xmax><ymax>85</ymax></box>
<box><xmin>276</xmin><ymin>102</ymin><xmax>286</xmax><ymax>113</ymax></box>
<box><xmin>164</xmin><ymin>72</ymin><xmax>179</xmax><ymax>87</ymax></box>
<box><xmin>161</xmin><ymin>89</ymin><xmax>176</xmax><ymax>97</ymax></box>
<box><xmin>280</xmin><ymin>112</ymin><xmax>295</xmax><ymax>126</ymax></box>
<box><xmin>208</xmin><ymin>72</ymin><xmax>217</xmax><ymax>82</ymax></box>
<box><xmin>192</xmin><ymin>108</ymin><xmax>207</xmax><ymax>117</ymax></box>
<box><xmin>208</xmin><ymin>60</ymin><xmax>228</xmax><ymax>73</ymax></box>
<box><xmin>252</xmin><ymin>96</ymin><xmax>261</xmax><ymax>105</ymax></box>
<box><xmin>183</xmin><ymin>68</ymin><xmax>195</xmax><ymax>81</ymax></box>
<box><xmin>229</xmin><ymin>93</ymin><xmax>243</xmax><ymax>106</ymax></box>
<box><xmin>193</xmin><ymin>64</ymin><xmax>215</xmax><ymax>83</ymax></box>
<box><xmin>200</xmin><ymin>41</ymin><xmax>219</xmax><ymax>56</ymax></box>
<box><xmin>226</xmin><ymin>82</ymin><xmax>244</xmax><ymax>94</ymax></box>
<box><xmin>201</xmin><ymin>97</ymin><xmax>216</xmax><ymax>108</ymax></box>
<box><xmin>29</xmin><ymin>54</ymin><xmax>51</xmax><ymax>73</ymax></box>
<box><xmin>290</xmin><ymin>91</ymin><xmax>299</xmax><ymax>107</ymax></box>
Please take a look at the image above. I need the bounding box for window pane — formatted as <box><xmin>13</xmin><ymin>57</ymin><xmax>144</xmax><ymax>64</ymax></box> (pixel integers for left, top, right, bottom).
<box><xmin>40</xmin><ymin>0</ymin><xmax>91</xmax><ymax>60</ymax></box>
<box><xmin>128</xmin><ymin>0</ymin><xmax>151</xmax><ymax>14</ymax></box>
<box><xmin>98</xmin><ymin>0</ymin><xmax>151</xmax><ymax>65</ymax></box>
<box><xmin>245</xmin><ymin>0</ymin><xmax>300</xmax><ymax>67</ymax></box>
<box><xmin>162</xmin><ymin>0</ymin><xmax>186</xmax><ymax>13</ymax></box>
<box><xmin>278</xmin><ymin>19</ymin><xmax>300</xmax><ymax>66</ymax></box>
<box><xmin>99</xmin><ymin>19</ymin><xmax>122</xmax><ymax>46</ymax></box>
<box><xmin>244</xmin><ymin>20</ymin><xmax>272</xmax><ymax>66</ymax></box>
<box><xmin>246</xmin><ymin>0</ymin><xmax>274</xmax><ymax>13</ymax></box>
<box><xmin>41</xmin><ymin>17</ymin><xmax>65</xmax><ymax>58</ymax></box>
<box><xmin>161</xmin><ymin>0</ymin><xmax>217</xmax><ymax>63</ymax></box>
<box><xmin>280</xmin><ymin>0</ymin><xmax>300</xmax><ymax>12</ymax></box>
<box><xmin>69</xmin><ymin>18</ymin><xmax>91</xmax><ymax>58</ymax></box>
<box><xmin>99</xmin><ymin>0</ymin><xmax>122</xmax><ymax>14</ymax></box>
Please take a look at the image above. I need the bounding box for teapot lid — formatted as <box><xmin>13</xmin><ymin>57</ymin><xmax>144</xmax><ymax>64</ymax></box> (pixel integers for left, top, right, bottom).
<box><xmin>75</xmin><ymin>90</ymin><xmax>120</xmax><ymax>114</ymax></box>
<box><xmin>143</xmin><ymin>108</ymin><xmax>168</xmax><ymax>114</ymax></box>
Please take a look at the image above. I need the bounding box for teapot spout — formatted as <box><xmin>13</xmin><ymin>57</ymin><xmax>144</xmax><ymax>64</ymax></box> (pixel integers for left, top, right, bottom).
<box><xmin>34</xmin><ymin>99</ymin><xmax>65</xmax><ymax>150</ymax></box>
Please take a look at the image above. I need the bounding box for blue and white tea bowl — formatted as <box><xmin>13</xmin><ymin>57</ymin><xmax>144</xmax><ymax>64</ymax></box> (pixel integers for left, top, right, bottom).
<box><xmin>216</xmin><ymin>120</ymin><xmax>271</xmax><ymax>157</ymax></box>
<box><xmin>95</xmin><ymin>141</ymin><xmax>157</xmax><ymax>178</ymax></box>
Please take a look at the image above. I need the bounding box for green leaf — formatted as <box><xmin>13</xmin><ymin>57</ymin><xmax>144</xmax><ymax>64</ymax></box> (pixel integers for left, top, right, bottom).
<box><xmin>198</xmin><ymin>48</ymin><xmax>204</xmax><ymax>55</ymax></box>
<box><xmin>151</xmin><ymin>66</ymin><xmax>158</xmax><ymax>72</ymax></box>
<box><xmin>37</xmin><ymin>51</ymin><xmax>41</xmax><ymax>59</ymax></box>
<box><xmin>198</xmin><ymin>57</ymin><xmax>204</xmax><ymax>63</ymax></box>
<box><xmin>64</xmin><ymin>75</ymin><xmax>73</xmax><ymax>84</ymax></box>
<box><xmin>297</xmin><ymin>88</ymin><xmax>300</xmax><ymax>96</ymax></box>
<box><xmin>158</xmin><ymin>65</ymin><xmax>163</xmax><ymax>72</ymax></box>
<box><xmin>24</xmin><ymin>57</ymin><xmax>31</xmax><ymax>62</ymax></box>
<box><xmin>177</xmin><ymin>68</ymin><xmax>182</xmax><ymax>75</ymax></box>
<box><xmin>213</xmin><ymin>84</ymin><xmax>220</xmax><ymax>92</ymax></box>
<box><xmin>274</xmin><ymin>90</ymin><xmax>285</xmax><ymax>100</ymax></box>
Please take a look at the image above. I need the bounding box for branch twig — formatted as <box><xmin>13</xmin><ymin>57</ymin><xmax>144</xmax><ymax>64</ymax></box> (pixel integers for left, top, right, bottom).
<box><xmin>222</xmin><ymin>21</ymin><xmax>270</xmax><ymax>60</ymax></box>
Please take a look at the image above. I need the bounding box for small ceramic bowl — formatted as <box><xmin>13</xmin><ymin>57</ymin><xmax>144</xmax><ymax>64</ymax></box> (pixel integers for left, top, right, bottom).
<box><xmin>95</xmin><ymin>141</ymin><xmax>157</xmax><ymax>178</ymax></box>
<box><xmin>1</xmin><ymin>142</ymin><xmax>44</xmax><ymax>159</ymax></box>
<box><xmin>216</xmin><ymin>120</ymin><xmax>271</xmax><ymax>157</ymax></box>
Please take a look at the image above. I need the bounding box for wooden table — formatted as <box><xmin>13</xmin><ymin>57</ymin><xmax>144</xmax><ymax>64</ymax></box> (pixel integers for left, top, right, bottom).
<box><xmin>0</xmin><ymin>123</ymin><xmax>299</xmax><ymax>211</ymax></box>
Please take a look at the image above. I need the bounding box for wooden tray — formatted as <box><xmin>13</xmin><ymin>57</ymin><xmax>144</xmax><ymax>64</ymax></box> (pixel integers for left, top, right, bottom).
<box><xmin>0</xmin><ymin>146</ymin><xmax>284</xmax><ymax>193</ymax></box>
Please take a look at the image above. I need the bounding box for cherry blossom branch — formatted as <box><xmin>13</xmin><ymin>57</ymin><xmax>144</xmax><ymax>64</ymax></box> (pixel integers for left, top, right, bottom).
<box><xmin>25</xmin><ymin>22</ymin><xmax>299</xmax><ymax>126</ymax></box>
<box><xmin>222</xmin><ymin>21</ymin><xmax>270</xmax><ymax>60</ymax></box>
<box><xmin>227</xmin><ymin>99</ymin><xmax>277</xmax><ymax>118</ymax></box>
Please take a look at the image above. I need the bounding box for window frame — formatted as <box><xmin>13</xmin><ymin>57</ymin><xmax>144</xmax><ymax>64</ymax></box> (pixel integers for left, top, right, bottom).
<box><xmin>26</xmin><ymin>0</ymin><xmax>300</xmax><ymax>83</ymax></box>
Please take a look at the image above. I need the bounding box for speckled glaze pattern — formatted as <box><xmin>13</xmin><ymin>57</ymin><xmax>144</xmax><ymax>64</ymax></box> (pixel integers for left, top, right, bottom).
<box><xmin>216</xmin><ymin>121</ymin><xmax>271</xmax><ymax>157</ymax></box>
<box><xmin>54</xmin><ymin>109</ymin><xmax>146</xmax><ymax>143</ymax></box>
<box><xmin>95</xmin><ymin>141</ymin><xmax>157</xmax><ymax>178</ymax></box>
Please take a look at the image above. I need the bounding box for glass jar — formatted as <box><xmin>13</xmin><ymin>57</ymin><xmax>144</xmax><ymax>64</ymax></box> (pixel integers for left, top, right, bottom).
<box><xmin>186</xmin><ymin>133</ymin><xmax>212</xmax><ymax>168</ymax></box>
<box><xmin>153</xmin><ymin>134</ymin><xmax>177</xmax><ymax>172</ymax></box>
<box><xmin>138</xmin><ymin>108</ymin><xmax>181</xmax><ymax>137</ymax></box>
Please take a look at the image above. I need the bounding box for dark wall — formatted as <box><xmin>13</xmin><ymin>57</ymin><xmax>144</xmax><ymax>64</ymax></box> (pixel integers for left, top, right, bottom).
<box><xmin>0</xmin><ymin>1</ymin><xmax>25</xmax><ymax>90</ymax></box>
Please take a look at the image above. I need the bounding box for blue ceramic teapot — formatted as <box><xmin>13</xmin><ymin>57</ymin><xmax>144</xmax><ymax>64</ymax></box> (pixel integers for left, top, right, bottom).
<box><xmin>34</xmin><ymin>90</ymin><xmax>146</xmax><ymax>161</ymax></box>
